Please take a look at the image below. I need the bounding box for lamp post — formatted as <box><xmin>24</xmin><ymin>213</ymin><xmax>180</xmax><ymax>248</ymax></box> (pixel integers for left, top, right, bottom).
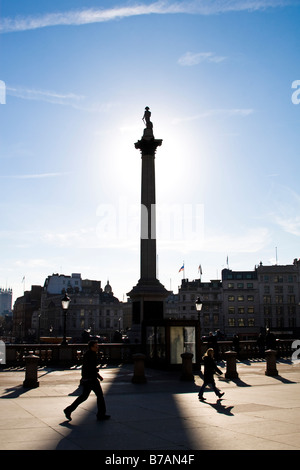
<box><xmin>61</xmin><ymin>293</ymin><xmax>71</xmax><ymax>346</ymax></box>
<box><xmin>195</xmin><ymin>297</ymin><xmax>203</xmax><ymax>366</ymax></box>
<box><xmin>195</xmin><ymin>296</ymin><xmax>203</xmax><ymax>316</ymax></box>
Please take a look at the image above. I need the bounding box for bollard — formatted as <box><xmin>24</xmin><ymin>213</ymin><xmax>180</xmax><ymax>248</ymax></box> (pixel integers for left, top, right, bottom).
<box><xmin>23</xmin><ymin>352</ymin><xmax>39</xmax><ymax>388</ymax></box>
<box><xmin>180</xmin><ymin>352</ymin><xmax>194</xmax><ymax>381</ymax></box>
<box><xmin>265</xmin><ymin>349</ymin><xmax>278</xmax><ymax>376</ymax></box>
<box><xmin>225</xmin><ymin>350</ymin><xmax>238</xmax><ymax>379</ymax></box>
<box><xmin>131</xmin><ymin>353</ymin><xmax>147</xmax><ymax>384</ymax></box>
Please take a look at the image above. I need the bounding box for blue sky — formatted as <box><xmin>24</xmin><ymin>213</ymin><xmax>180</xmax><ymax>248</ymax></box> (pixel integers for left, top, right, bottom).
<box><xmin>1</xmin><ymin>0</ymin><xmax>300</xmax><ymax>304</ymax></box>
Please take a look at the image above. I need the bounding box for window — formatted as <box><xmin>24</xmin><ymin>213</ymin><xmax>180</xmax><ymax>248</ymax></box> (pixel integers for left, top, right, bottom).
<box><xmin>228</xmin><ymin>295</ymin><xmax>235</xmax><ymax>302</ymax></box>
<box><xmin>228</xmin><ymin>307</ymin><xmax>235</xmax><ymax>315</ymax></box>
<box><xmin>237</xmin><ymin>295</ymin><xmax>244</xmax><ymax>302</ymax></box>
<box><xmin>238</xmin><ymin>318</ymin><xmax>245</xmax><ymax>327</ymax></box>
<box><xmin>248</xmin><ymin>318</ymin><xmax>255</xmax><ymax>327</ymax></box>
<box><xmin>228</xmin><ymin>318</ymin><xmax>235</xmax><ymax>327</ymax></box>
<box><xmin>247</xmin><ymin>307</ymin><xmax>254</xmax><ymax>314</ymax></box>
<box><xmin>247</xmin><ymin>283</ymin><xmax>253</xmax><ymax>289</ymax></box>
<box><xmin>263</xmin><ymin>296</ymin><xmax>271</xmax><ymax>304</ymax></box>
<box><xmin>264</xmin><ymin>306</ymin><xmax>272</xmax><ymax>316</ymax></box>
<box><xmin>276</xmin><ymin>306</ymin><xmax>284</xmax><ymax>315</ymax></box>
<box><xmin>238</xmin><ymin>307</ymin><xmax>245</xmax><ymax>315</ymax></box>
<box><xmin>228</xmin><ymin>283</ymin><xmax>234</xmax><ymax>289</ymax></box>
<box><xmin>276</xmin><ymin>317</ymin><xmax>284</xmax><ymax>328</ymax></box>
<box><xmin>237</xmin><ymin>283</ymin><xmax>244</xmax><ymax>289</ymax></box>
<box><xmin>288</xmin><ymin>306</ymin><xmax>296</xmax><ymax>315</ymax></box>
<box><xmin>288</xmin><ymin>295</ymin><xmax>295</xmax><ymax>304</ymax></box>
<box><xmin>247</xmin><ymin>295</ymin><xmax>254</xmax><ymax>301</ymax></box>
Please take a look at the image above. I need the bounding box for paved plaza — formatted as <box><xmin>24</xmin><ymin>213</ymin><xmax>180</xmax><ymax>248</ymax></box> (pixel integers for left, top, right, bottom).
<box><xmin>0</xmin><ymin>359</ymin><xmax>299</xmax><ymax>451</ymax></box>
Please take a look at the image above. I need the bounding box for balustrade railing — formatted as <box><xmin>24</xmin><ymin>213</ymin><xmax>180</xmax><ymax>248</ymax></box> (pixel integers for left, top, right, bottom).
<box><xmin>4</xmin><ymin>343</ymin><xmax>141</xmax><ymax>367</ymax></box>
<box><xmin>2</xmin><ymin>339</ymin><xmax>295</xmax><ymax>367</ymax></box>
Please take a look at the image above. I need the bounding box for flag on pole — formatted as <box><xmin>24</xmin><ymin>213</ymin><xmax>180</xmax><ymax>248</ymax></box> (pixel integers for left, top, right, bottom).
<box><xmin>198</xmin><ymin>265</ymin><xmax>202</xmax><ymax>275</ymax></box>
<box><xmin>178</xmin><ymin>264</ymin><xmax>184</xmax><ymax>273</ymax></box>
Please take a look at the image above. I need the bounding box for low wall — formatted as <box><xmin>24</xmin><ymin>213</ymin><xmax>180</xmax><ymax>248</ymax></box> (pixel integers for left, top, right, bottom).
<box><xmin>2</xmin><ymin>339</ymin><xmax>294</xmax><ymax>368</ymax></box>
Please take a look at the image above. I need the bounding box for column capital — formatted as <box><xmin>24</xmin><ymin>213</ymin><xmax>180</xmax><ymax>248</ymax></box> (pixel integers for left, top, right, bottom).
<box><xmin>135</xmin><ymin>137</ymin><xmax>162</xmax><ymax>156</ymax></box>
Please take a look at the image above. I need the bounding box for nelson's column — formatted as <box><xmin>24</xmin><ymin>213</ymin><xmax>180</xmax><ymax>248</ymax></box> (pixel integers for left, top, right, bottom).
<box><xmin>127</xmin><ymin>107</ymin><xmax>169</xmax><ymax>343</ymax></box>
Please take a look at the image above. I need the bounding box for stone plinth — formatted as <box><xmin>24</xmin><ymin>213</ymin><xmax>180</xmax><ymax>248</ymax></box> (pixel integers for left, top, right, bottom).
<box><xmin>23</xmin><ymin>353</ymin><xmax>39</xmax><ymax>389</ymax></box>
<box><xmin>265</xmin><ymin>349</ymin><xmax>278</xmax><ymax>376</ymax></box>
<box><xmin>225</xmin><ymin>350</ymin><xmax>239</xmax><ymax>379</ymax></box>
<box><xmin>132</xmin><ymin>353</ymin><xmax>147</xmax><ymax>384</ymax></box>
<box><xmin>180</xmin><ymin>352</ymin><xmax>194</xmax><ymax>381</ymax></box>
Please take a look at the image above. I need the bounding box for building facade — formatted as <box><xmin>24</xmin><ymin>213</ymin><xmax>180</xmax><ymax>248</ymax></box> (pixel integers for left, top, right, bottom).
<box><xmin>222</xmin><ymin>268</ymin><xmax>259</xmax><ymax>338</ymax></box>
<box><xmin>177</xmin><ymin>279</ymin><xmax>223</xmax><ymax>337</ymax></box>
<box><xmin>0</xmin><ymin>288</ymin><xmax>12</xmax><ymax>316</ymax></box>
<box><xmin>173</xmin><ymin>260</ymin><xmax>300</xmax><ymax>339</ymax></box>
<box><xmin>13</xmin><ymin>274</ymin><xmax>127</xmax><ymax>343</ymax></box>
<box><xmin>257</xmin><ymin>259</ymin><xmax>300</xmax><ymax>333</ymax></box>
<box><xmin>39</xmin><ymin>275</ymin><xmax>124</xmax><ymax>342</ymax></box>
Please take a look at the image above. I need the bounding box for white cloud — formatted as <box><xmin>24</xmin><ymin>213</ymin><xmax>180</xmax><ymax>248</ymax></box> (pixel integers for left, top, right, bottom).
<box><xmin>158</xmin><ymin>227</ymin><xmax>270</xmax><ymax>254</ymax></box>
<box><xmin>178</xmin><ymin>51</ymin><xmax>226</xmax><ymax>66</ymax></box>
<box><xmin>172</xmin><ymin>108</ymin><xmax>254</xmax><ymax>124</ymax></box>
<box><xmin>0</xmin><ymin>172</ymin><xmax>67</xmax><ymax>179</ymax></box>
<box><xmin>0</xmin><ymin>1</ymin><xmax>291</xmax><ymax>33</ymax></box>
<box><xmin>274</xmin><ymin>217</ymin><xmax>300</xmax><ymax>237</ymax></box>
<box><xmin>6</xmin><ymin>85</ymin><xmax>119</xmax><ymax>112</ymax></box>
<box><xmin>7</xmin><ymin>85</ymin><xmax>84</xmax><ymax>105</ymax></box>
<box><xmin>267</xmin><ymin>185</ymin><xmax>300</xmax><ymax>237</ymax></box>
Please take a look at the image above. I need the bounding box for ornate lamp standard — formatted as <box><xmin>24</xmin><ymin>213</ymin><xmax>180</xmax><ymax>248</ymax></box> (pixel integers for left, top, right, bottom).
<box><xmin>195</xmin><ymin>297</ymin><xmax>203</xmax><ymax>365</ymax></box>
<box><xmin>61</xmin><ymin>293</ymin><xmax>71</xmax><ymax>346</ymax></box>
<box><xmin>195</xmin><ymin>296</ymin><xmax>203</xmax><ymax>318</ymax></box>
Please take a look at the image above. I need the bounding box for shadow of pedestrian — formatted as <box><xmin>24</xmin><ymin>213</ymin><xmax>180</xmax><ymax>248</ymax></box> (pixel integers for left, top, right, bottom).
<box><xmin>0</xmin><ymin>385</ymin><xmax>29</xmax><ymax>398</ymax></box>
<box><xmin>204</xmin><ymin>399</ymin><xmax>234</xmax><ymax>416</ymax></box>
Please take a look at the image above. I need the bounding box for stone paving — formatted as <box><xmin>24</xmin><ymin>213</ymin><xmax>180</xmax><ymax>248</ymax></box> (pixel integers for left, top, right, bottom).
<box><xmin>0</xmin><ymin>360</ymin><xmax>299</xmax><ymax>451</ymax></box>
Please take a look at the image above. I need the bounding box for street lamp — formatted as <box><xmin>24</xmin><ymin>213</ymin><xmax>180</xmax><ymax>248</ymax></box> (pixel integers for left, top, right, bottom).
<box><xmin>61</xmin><ymin>292</ymin><xmax>71</xmax><ymax>345</ymax></box>
<box><xmin>195</xmin><ymin>296</ymin><xmax>203</xmax><ymax>367</ymax></box>
<box><xmin>195</xmin><ymin>297</ymin><xmax>203</xmax><ymax>314</ymax></box>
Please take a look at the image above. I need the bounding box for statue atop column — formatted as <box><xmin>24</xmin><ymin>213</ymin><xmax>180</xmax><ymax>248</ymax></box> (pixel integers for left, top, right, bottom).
<box><xmin>142</xmin><ymin>106</ymin><xmax>154</xmax><ymax>140</ymax></box>
<box><xmin>143</xmin><ymin>106</ymin><xmax>153</xmax><ymax>129</ymax></box>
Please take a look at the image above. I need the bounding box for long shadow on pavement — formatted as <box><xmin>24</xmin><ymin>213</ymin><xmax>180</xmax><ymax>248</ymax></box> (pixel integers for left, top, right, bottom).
<box><xmin>56</xmin><ymin>364</ymin><xmax>207</xmax><ymax>451</ymax></box>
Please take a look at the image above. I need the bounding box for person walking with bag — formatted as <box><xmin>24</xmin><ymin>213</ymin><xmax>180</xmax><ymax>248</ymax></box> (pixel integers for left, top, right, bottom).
<box><xmin>64</xmin><ymin>340</ymin><xmax>110</xmax><ymax>421</ymax></box>
<box><xmin>198</xmin><ymin>348</ymin><xmax>224</xmax><ymax>401</ymax></box>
